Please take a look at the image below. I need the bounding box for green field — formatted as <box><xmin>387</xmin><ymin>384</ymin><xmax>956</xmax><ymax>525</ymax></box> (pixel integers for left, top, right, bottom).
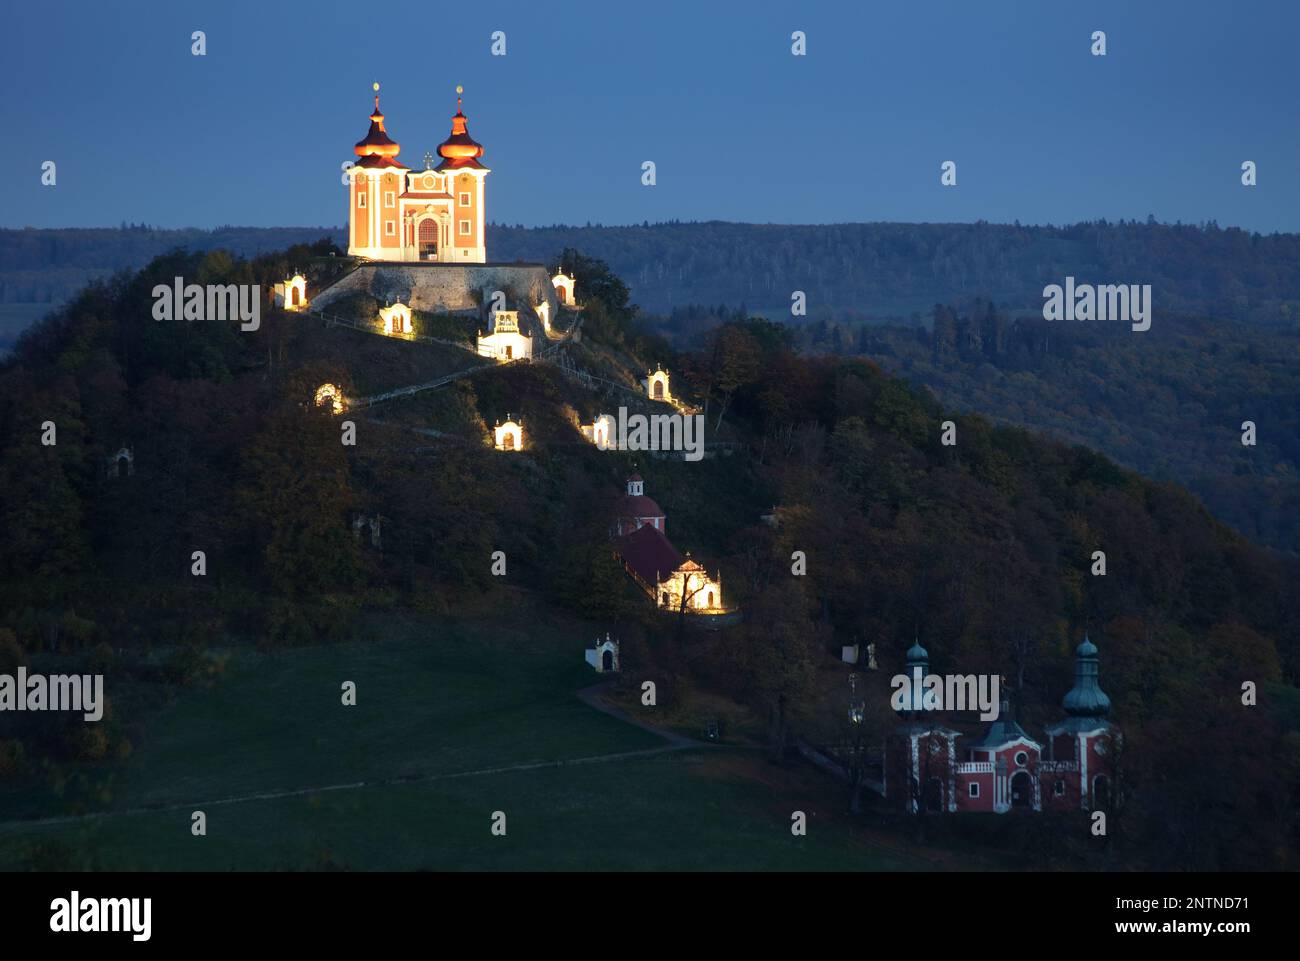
<box><xmin>0</xmin><ymin>604</ymin><xmax>961</xmax><ymax>871</ymax></box>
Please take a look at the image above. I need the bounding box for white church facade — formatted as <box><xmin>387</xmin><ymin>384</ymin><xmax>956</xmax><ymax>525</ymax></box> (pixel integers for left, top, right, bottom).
<box><xmin>478</xmin><ymin>310</ymin><xmax>532</xmax><ymax>362</ymax></box>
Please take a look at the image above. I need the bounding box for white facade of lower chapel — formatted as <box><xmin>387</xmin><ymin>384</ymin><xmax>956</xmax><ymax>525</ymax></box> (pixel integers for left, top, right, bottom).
<box><xmin>477</xmin><ymin>310</ymin><xmax>532</xmax><ymax>361</ymax></box>
<box><xmin>346</xmin><ymin>83</ymin><xmax>489</xmax><ymax>263</ymax></box>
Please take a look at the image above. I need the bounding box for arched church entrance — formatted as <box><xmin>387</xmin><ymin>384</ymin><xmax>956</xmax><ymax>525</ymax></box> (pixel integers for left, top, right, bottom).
<box><xmin>418</xmin><ymin>219</ymin><xmax>438</xmax><ymax>261</ymax></box>
<box><xmin>1093</xmin><ymin>774</ymin><xmax>1111</xmax><ymax>810</ymax></box>
<box><xmin>923</xmin><ymin>777</ymin><xmax>944</xmax><ymax>813</ymax></box>
<box><xmin>1011</xmin><ymin>771</ymin><xmax>1033</xmax><ymax>808</ymax></box>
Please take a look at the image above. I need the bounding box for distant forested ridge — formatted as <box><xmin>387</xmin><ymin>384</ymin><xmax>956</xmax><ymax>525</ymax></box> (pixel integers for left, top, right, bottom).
<box><xmin>492</xmin><ymin>219</ymin><xmax>1300</xmax><ymax>322</ymax></box>
<box><xmin>5</xmin><ymin>219</ymin><xmax>1300</xmax><ymax>323</ymax></box>
<box><xmin>0</xmin><ymin>225</ymin><xmax>345</xmax><ymax>305</ymax></box>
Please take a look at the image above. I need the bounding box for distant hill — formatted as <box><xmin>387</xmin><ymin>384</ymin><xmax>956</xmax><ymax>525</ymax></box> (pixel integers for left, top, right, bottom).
<box><xmin>491</xmin><ymin>220</ymin><xmax>1300</xmax><ymax>323</ymax></box>
<box><xmin>6</xmin><ymin>219</ymin><xmax>1300</xmax><ymax>326</ymax></box>
<box><xmin>0</xmin><ymin>225</ymin><xmax>345</xmax><ymax>305</ymax></box>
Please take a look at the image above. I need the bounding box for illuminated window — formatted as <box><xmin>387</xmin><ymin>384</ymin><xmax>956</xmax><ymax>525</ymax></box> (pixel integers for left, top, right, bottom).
<box><xmin>459</xmin><ymin>191</ymin><xmax>471</xmax><ymax>206</ymax></box>
<box><xmin>357</xmin><ymin>193</ymin><xmax>367</xmax><ymax>208</ymax></box>
<box><xmin>459</xmin><ymin>220</ymin><xmax>471</xmax><ymax>236</ymax></box>
<box><xmin>384</xmin><ymin>191</ymin><xmax>395</xmax><ymax>208</ymax></box>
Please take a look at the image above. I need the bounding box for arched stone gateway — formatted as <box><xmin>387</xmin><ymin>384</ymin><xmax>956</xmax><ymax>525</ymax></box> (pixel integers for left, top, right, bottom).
<box><xmin>314</xmin><ymin>384</ymin><xmax>346</xmax><ymax>414</ymax></box>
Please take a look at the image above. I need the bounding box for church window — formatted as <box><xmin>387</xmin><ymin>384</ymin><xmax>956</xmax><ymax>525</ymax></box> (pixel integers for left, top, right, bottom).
<box><xmin>1054</xmin><ymin>779</ymin><xmax>1065</xmax><ymax>796</ymax></box>
<box><xmin>459</xmin><ymin>191</ymin><xmax>471</xmax><ymax>206</ymax></box>
<box><xmin>459</xmin><ymin>220</ymin><xmax>472</xmax><ymax>236</ymax></box>
<box><xmin>385</xmin><ymin>221</ymin><xmax>395</xmax><ymax>236</ymax></box>
<box><xmin>357</xmin><ymin>193</ymin><xmax>367</xmax><ymax>208</ymax></box>
<box><xmin>968</xmin><ymin>783</ymin><xmax>979</xmax><ymax>798</ymax></box>
<box><xmin>1014</xmin><ymin>751</ymin><xmax>1028</xmax><ymax>768</ymax></box>
<box><xmin>384</xmin><ymin>191</ymin><xmax>395</xmax><ymax>207</ymax></box>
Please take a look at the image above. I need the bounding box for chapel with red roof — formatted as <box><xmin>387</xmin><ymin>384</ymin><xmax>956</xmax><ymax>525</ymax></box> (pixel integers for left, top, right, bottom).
<box><xmin>611</xmin><ymin>475</ymin><xmax>726</xmax><ymax>614</ymax></box>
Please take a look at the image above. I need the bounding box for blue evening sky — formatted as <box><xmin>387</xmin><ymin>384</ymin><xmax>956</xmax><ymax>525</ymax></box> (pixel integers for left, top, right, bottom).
<box><xmin>3</xmin><ymin>0</ymin><xmax>1296</xmax><ymax>231</ymax></box>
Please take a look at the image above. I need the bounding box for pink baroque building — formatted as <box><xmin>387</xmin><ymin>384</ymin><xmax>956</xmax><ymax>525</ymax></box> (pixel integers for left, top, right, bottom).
<box><xmin>885</xmin><ymin>636</ymin><xmax>1117</xmax><ymax>814</ymax></box>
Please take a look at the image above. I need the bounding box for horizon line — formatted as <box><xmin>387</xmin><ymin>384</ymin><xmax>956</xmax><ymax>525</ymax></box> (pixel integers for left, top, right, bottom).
<box><xmin>1</xmin><ymin>217</ymin><xmax>1293</xmax><ymax>237</ymax></box>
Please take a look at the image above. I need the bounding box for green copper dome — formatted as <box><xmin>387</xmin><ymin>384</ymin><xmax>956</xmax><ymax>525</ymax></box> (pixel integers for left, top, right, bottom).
<box><xmin>1062</xmin><ymin>634</ymin><xmax>1111</xmax><ymax>717</ymax></box>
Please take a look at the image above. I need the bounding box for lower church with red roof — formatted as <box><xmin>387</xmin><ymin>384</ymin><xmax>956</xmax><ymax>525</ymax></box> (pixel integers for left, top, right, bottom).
<box><xmin>611</xmin><ymin>475</ymin><xmax>727</xmax><ymax>614</ymax></box>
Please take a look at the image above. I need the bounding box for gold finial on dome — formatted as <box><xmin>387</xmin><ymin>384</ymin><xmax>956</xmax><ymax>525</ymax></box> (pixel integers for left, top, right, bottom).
<box><xmin>355</xmin><ymin>81</ymin><xmax>400</xmax><ymax>158</ymax></box>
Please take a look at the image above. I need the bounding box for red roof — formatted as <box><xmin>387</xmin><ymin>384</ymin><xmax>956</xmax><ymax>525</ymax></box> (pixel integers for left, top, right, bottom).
<box><xmin>614</xmin><ymin>525</ymin><xmax>682</xmax><ymax>587</ymax></box>
<box><xmin>435</xmin><ymin>156</ymin><xmax>488</xmax><ymax>172</ymax></box>
<box><xmin>353</xmin><ymin>154</ymin><xmax>407</xmax><ymax>169</ymax></box>
<box><xmin>436</xmin><ymin>105</ymin><xmax>488</xmax><ymax>171</ymax></box>
<box><xmin>355</xmin><ymin>95</ymin><xmax>401</xmax><ymax>158</ymax></box>
<box><xmin>627</xmin><ymin>473</ymin><xmax>643</xmax><ymax>482</ymax></box>
<box><xmin>616</xmin><ymin>494</ymin><xmax>664</xmax><ymax>519</ymax></box>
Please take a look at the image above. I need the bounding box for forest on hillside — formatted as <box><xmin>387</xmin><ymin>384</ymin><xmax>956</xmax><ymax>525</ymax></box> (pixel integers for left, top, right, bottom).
<box><xmin>6</xmin><ymin>219</ymin><xmax>1300</xmax><ymax>323</ymax></box>
<box><xmin>757</xmin><ymin>302</ymin><xmax>1300</xmax><ymax>554</ymax></box>
<box><xmin>493</xmin><ymin>219</ymin><xmax>1300</xmax><ymax>321</ymax></box>
<box><xmin>1</xmin><ymin>243</ymin><xmax>1297</xmax><ymax>870</ymax></box>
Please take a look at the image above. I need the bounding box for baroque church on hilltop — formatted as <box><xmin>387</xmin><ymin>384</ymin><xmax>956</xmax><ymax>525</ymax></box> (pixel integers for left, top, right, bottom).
<box><xmin>347</xmin><ymin>84</ymin><xmax>489</xmax><ymax>263</ymax></box>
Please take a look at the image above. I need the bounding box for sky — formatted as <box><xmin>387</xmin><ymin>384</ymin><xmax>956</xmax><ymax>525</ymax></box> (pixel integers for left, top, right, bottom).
<box><xmin>4</xmin><ymin>0</ymin><xmax>1298</xmax><ymax>233</ymax></box>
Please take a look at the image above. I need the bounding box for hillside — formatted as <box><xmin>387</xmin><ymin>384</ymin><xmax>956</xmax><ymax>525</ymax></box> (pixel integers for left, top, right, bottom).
<box><xmin>1</xmin><ymin>243</ymin><xmax>1298</xmax><ymax>870</ymax></box>
<box><xmin>744</xmin><ymin>303</ymin><xmax>1300</xmax><ymax>553</ymax></box>
<box><xmin>6</xmin><ymin>218</ymin><xmax>1300</xmax><ymax>334</ymax></box>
